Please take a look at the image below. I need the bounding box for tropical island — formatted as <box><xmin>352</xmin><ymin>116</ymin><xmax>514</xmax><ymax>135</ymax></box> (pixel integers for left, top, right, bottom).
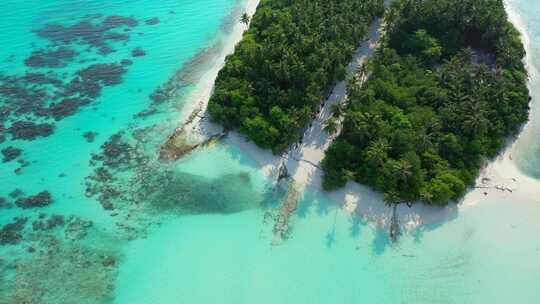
<box><xmin>208</xmin><ymin>0</ymin><xmax>385</xmax><ymax>153</ymax></box>
<box><xmin>322</xmin><ymin>0</ymin><xmax>530</xmax><ymax>205</ymax></box>
<box><xmin>206</xmin><ymin>0</ymin><xmax>530</xmax><ymax>207</ymax></box>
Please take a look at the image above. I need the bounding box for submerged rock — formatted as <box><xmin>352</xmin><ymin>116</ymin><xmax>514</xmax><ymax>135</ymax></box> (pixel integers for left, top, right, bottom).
<box><xmin>15</xmin><ymin>191</ymin><xmax>53</xmax><ymax>209</ymax></box>
<box><xmin>1</xmin><ymin>146</ymin><xmax>22</xmax><ymax>162</ymax></box>
<box><xmin>272</xmin><ymin>182</ymin><xmax>299</xmax><ymax>244</ymax></box>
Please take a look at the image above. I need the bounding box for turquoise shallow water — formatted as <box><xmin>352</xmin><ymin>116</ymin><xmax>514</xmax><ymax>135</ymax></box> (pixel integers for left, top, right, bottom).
<box><xmin>1</xmin><ymin>0</ymin><xmax>540</xmax><ymax>303</ymax></box>
<box><xmin>509</xmin><ymin>0</ymin><xmax>540</xmax><ymax>179</ymax></box>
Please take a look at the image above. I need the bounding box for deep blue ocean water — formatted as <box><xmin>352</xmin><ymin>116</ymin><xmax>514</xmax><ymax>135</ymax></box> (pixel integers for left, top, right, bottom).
<box><xmin>1</xmin><ymin>0</ymin><xmax>540</xmax><ymax>303</ymax></box>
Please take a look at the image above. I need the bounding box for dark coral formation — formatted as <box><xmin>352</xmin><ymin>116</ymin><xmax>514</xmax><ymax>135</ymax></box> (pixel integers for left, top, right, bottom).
<box><xmin>32</xmin><ymin>214</ymin><xmax>65</xmax><ymax>231</ymax></box>
<box><xmin>0</xmin><ymin>15</ymin><xmax>143</xmax><ymax>148</ymax></box>
<box><xmin>8</xmin><ymin>121</ymin><xmax>54</xmax><ymax>140</ymax></box>
<box><xmin>15</xmin><ymin>191</ymin><xmax>53</xmax><ymax>209</ymax></box>
<box><xmin>49</xmin><ymin>98</ymin><xmax>91</xmax><ymax>120</ymax></box>
<box><xmin>35</xmin><ymin>15</ymin><xmax>137</xmax><ymax>50</ymax></box>
<box><xmin>145</xmin><ymin>17</ymin><xmax>160</xmax><ymax>25</ymax></box>
<box><xmin>103</xmin><ymin>15</ymin><xmax>138</xmax><ymax>28</ymax></box>
<box><xmin>0</xmin><ymin>217</ymin><xmax>28</xmax><ymax>245</ymax></box>
<box><xmin>131</xmin><ymin>47</ymin><xmax>146</xmax><ymax>57</ymax></box>
<box><xmin>24</xmin><ymin>47</ymin><xmax>77</xmax><ymax>68</ymax></box>
<box><xmin>1</xmin><ymin>146</ymin><xmax>22</xmax><ymax>162</ymax></box>
<box><xmin>21</xmin><ymin>72</ymin><xmax>63</xmax><ymax>86</ymax></box>
<box><xmin>0</xmin><ymin>197</ymin><xmax>12</xmax><ymax>209</ymax></box>
<box><xmin>83</xmin><ymin>131</ymin><xmax>98</xmax><ymax>142</ymax></box>
<box><xmin>9</xmin><ymin>188</ymin><xmax>24</xmax><ymax>198</ymax></box>
<box><xmin>0</xmin><ymin>60</ymin><xmax>128</xmax><ymax>142</ymax></box>
<box><xmin>77</xmin><ymin>63</ymin><xmax>127</xmax><ymax>86</ymax></box>
<box><xmin>0</xmin><ymin>76</ymin><xmax>49</xmax><ymax>116</ymax></box>
<box><xmin>7</xmin><ymin>121</ymin><xmax>51</xmax><ymax>139</ymax></box>
<box><xmin>64</xmin><ymin>217</ymin><xmax>94</xmax><ymax>240</ymax></box>
<box><xmin>90</xmin><ymin>132</ymin><xmax>137</xmax><ymax>169</ymax></box>
<box><xmin>120</xmin><ymin>59</ymin><xmax>133</xmax><ymax>66</ymax></box>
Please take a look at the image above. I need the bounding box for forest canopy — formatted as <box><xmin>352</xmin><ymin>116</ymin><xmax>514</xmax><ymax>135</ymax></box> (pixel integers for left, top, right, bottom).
<box><xmin>208</xmin><ymin>0</ymin><xmax>385</xmax><ymax>153</ymax></box>
<box><xmin>322</xmin><ymin>0</ymin><xmax>530</xmax><ymax>205</ymax></box>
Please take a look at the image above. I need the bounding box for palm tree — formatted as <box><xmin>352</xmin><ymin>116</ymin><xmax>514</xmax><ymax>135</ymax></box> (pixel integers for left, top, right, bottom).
<box><xmin>384</xmin><ymin>190</ymin><xmax>400</xmax><ymax>207</ymax></box>
<box><xmin>420</xmin><ymin>190</ymin><xmax>434</xmax><ymax>204</ymax></box>
<box><xmin>365</xmin><ymin>139</ymin><xmax>389</xmax><ymax>167</ymax></box>
<box><xmin>330</xmin><ymin>102</ymin><xmax>345</xmax><ymax>118</ymax></box>
<box><xmin>240</xmin><ymin>13</ymin><xmax>250</xmax><ymax>26</ymax></box>
<box><xmin>323</xmin><ymin>117</ymin><xmax>339</xmax><ymax>135</ymax></box>
<box><xmin>463</xmin><ymin>101</ymin><xmax>489</xmax><ymax>136</ymax></box>
<box><xmin>394</xmin><ymin>159</ymin><xmax>412</xmax><ymax>183</ymax></box>
<box><xmin>418</xmin><ymin>131</ymin><xmax>433</xmax><ymax>151</ymax></box>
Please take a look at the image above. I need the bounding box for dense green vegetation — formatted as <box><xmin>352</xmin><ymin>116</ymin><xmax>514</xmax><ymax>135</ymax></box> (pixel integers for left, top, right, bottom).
<box><xmin>322</xmin><ymin>0</ymin><xmax>530</xmax><ymax>205</ymax></box>
<box><xmin>208</xmin><ymin>0</ymin><xmax>385</xmax><ymax>153</ymax></box>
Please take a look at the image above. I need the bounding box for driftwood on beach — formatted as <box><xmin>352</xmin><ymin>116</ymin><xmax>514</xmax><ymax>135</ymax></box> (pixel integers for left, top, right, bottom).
<box><xmin>159</xmin><ymin>131</ymin><xmax>227</xmax><ymax>161</ymax></box>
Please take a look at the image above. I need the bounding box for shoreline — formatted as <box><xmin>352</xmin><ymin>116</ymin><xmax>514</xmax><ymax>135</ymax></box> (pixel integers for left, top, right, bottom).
<box><xmin>160</xmin><ymin>0</ymin><xmax>260</xmax><ymax>156</ymax></box>
<box><xmin>504</xmin><ymin>0</ymin><xmax>540</xmax><ymax>177</ymax></box>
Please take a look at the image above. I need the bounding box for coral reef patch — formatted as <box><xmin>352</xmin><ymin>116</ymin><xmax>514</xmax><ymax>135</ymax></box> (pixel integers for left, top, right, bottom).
<box><xmin>34</xmin><ymin>15</ymin><xmax>137</xmax><ymax>51</ymax></box>
<box><xmin>8</xmin><ymin>121</ymin><xmax>54</xmax><ymax>140</ymax></box>
<box><xmin>15</xmin><ymin>191</ymin><xmax>53</xmax><ymax>209</ymax></box>
<box><xmin>0</xmin><ymin>217</ymin><xmax>28</xmax><ymax>245</ymax></box>
<box><xmin>0</xmin><ymin>14</ymin><xmax>159</xmax><ymax>154</ymax></box>
<box><xmin>0</xmin><ymin>212</ymin><xmax>119</xmax><ymax>304</ymax></box>
<box><xmin>24</xmin><ymin>47</ymin><xmax>77</xmax><ymax>68</ymax></box>
<box><xmin>1</xmin><ymin>146</ymin><xmax>22</xmax><ymax>162</ymax></box>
